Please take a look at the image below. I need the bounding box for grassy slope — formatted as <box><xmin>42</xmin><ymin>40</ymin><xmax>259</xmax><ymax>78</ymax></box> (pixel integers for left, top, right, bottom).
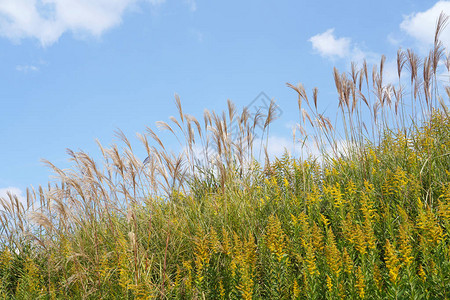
<box><xmin>1</xmin><ymin>110</ymin><xmax>449</xmax><ymax>300</ymax></box>
<box><xmin>1</xmin><ymin>18</ymin><xmax>450</xmax><ymax>299</ymax></box>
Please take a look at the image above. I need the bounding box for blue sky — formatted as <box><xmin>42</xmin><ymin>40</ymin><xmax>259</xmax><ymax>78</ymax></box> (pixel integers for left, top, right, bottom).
<box><xmin>0</xmin><ymin>0</ymin><xmax>449</xmax><ymax>200</ymax></box>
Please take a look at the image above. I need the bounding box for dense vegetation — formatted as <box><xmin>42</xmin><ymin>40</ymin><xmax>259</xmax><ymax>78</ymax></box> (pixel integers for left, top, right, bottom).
<box><xmin>1</xmin><ymin>15</ymin><xmax>450</xmax><ymax>299</ymax></box>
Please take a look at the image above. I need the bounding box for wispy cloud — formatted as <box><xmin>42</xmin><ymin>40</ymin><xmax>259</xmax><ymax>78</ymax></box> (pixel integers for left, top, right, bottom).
<box><xmin>310</xmin><ymin>2</ymin><xmax>450</xmax><ymax>65</ymax></box>
<box><xmin>387</xmin><ymin>33</ymin><xmax>403</xmax><ymax>46</ymax></box>
<box><xmin>309</xmin><ymin>28</ymin><xmax>397</xmax><ymax>84</ymax></box>
<box><xmin>184</xmin><ymin>0</ymin><xmax>197</xmax><ymax>12</ymax></box>
<box><xmin>309</xmin><ymin>2</ymin><xmax>450</xmax><ymax>84</ymax></box>
<box><xmin>400</xmin><ymin>1</ymin><xmax>450</xmax><ymax>49</ymax></box>
<box><xmin>0</xmin><ymin>186</ymin><xmax>26</xmax><ymax>205</ymax></box>
<box><xmin>257</xmin><ymin>135</ymin><xmax>295</xmax><ymax>159</ymax></box>
<box><xmin>189</xmin><ymin>28</ymin><xmax>203</xmax><ymax>42</ymax></box>
<box><xmin>0</xmin><ymin>0</ymin><xmax>165</xmax><ymax>46</ymax></box>
<box><xmin>16</xmin><ymin>64</ymin><xmax>39</xmax><ymax>73</ymax></box>
<box><xmin>309</xmin><ymin>28</ymin><xmax>379</xmax><ymax>67</ymax></box>
<box><xmin>256</xmin><ymin>135</ymin><xmax>352</xmax><ymax>163</ymax></box>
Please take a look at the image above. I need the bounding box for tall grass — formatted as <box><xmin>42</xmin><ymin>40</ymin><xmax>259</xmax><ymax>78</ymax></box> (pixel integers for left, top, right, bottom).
<box><xmin>1</xmin><ymin>13</ymin><xmax>450</xmax><ymax>299</ymax></box>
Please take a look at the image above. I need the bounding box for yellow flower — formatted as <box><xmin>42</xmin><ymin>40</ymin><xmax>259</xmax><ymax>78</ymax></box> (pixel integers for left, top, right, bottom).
<box><xmin>194</xmin><ymin>230</ymin><xmax>211</xmax><ymax>285</ymax></box>
<box><xmin>385</xmin><ymin>240</ymin><xmax>400</xmax><ymax>284</ymax></box>
<box><xmin>99</xmin><ymin>252</ymin><xmax>110</xmax><ymax>280</ymax></box>
<box><xmin>0</xmin><ymin>247</ymin><xmax>12</xmax><ymax>268</ymax></box>
<box><xmin>326</xmin><ymin>275</ymin><xmax>333</xmax><ymax>293</ymax></box>
<box><xmin>417</xmin><ymin>202</ymin><xmax>445</xmax><ymax>246</ymax></box>
<box><xmin>219</xmin><ymin>280</ymin><xmax>226</xmax><ymax>299</ymax></box>
<box><xmin>346</xmin><ymin>180</ymin><xmax>356</xmax><ymax>197</ymax></box>
<box><xmin>293</xmin><ymin>280</ymin><xmax>300</xmax><ymax>298</ymax></box>
<box><xmin>305</xmin><ymin>238</ymin><xmax>319</xmax><ymax>276</ymax></box>
<box><xmin>320</xmin><ymin>213</ymin><xmax>330</xmax><ymax>228</ymax></box>
<box><xmin>182</xmin><ymin>261</ymin><xmax>193</xmax><ymax>290</ymax></box>
<box><xmin>399</xmin><ymin>224</ymin><xmax>414</xmax><ymax>267</ymax></box>
<box><xmin>355</xmin><ymin>266</ymin><xmax>365</xmax><ymax>299</ymax></box>
<box><xmin>265</xmin><ymin>215</ymin><xmax>287</xmax><ymax>262</ymax></box>
<box><xmin>373</xmin><ymin>263</ymin><xmax>382</xmax><ymax>290</ymax></box>
<box><xmin>418</xmin><ymin>264</ymin><xmax>426</xmax><ymax>282</ymax></box>
<box><xmin>325</xmin><ymin>229</ymin><xmax>342</xmax><ymax>277</ymax></box>
<box><xmin>342</xmin><ymin>249</ymin><xmax>353</xmax><ymax>275</ymax></box>
<box><xmin>311</xmin><ymin>223</ymin><xmax>325</xmax><ymax>251</ymax></box>
<box><xmin>330</xmin><ymin>183</ymin><xmax>345</xmax><ymax>209</ymax></box>
<box><xmin>306</xmin><ymin>184</ymin><xmax>321</xmax><ymax>207</ymax></box>
<box><xmin>332</xmin><ymin>168</ymin><xmax>339</xmax><ymax>176</ymax></box>
<box><xmin>222</xmin><ymin>227</ymin><xmax>232</xmax><ymax>255</ymax></box>
<box><xmin>236</xmin><ymin>270</ymin><xmax>254</xmax><ymax>300</ymax></box>
<box><xmin>437</xmin><ymin>184</ymin><xmax>450</xmax><ymax>223</ymax></box>
<box><xmin>209</xmin><ymin>227</ymin><xmax>221</xmax><ymax>253</ymax></box>
<box><xmin>291</xmin><ymin>214</ymin><xmax>298</xmax><ymax>225</ymax></box>
<box><xmin>354</xmin><ymin>225</ymin><xmax>367</xmax><ymax>256</ymax></box>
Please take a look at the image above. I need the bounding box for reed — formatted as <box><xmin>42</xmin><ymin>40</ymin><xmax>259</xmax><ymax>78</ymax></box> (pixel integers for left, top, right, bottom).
<box><xmin>1</xmin><ymin>13</ymin><xmax>449</xmax><ymax>299</ymax></box>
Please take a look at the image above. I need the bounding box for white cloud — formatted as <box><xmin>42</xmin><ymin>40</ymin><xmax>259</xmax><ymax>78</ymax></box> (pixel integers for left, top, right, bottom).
<box><xmin>184</xmin><ymin>0</ymin><xmax>196</xmax><ymax>12</ymax></box>
<box><xmin>0</xmin><ymin>0</ymin><xmax>165</xmax><ymax>46</ymax></box>
<box><xmin>255</xmin><ymin>135</ymin><xmax>322</xmax><ymax>160</ymax></box>
<box><xmin>310</xmin><ymin>3</ymin><xmax>450</xmax><ymax>63</ymax></box>
<box><xmin>187</xmin><ymin>135</ymin><xmax>296</xmax><ymax>165</ymax></box>
<box><xmin>309</xmin><ymin>28</ymin><xmax>401</xmax><ymax>84</ymax></box>
<box><xmin>0</xmin><ymin>186</ymin><xmax>26</xmax><ymax>206</ymax></box>
<box><xmin>309</xmin><ymin>2</ymin><xmax>450</xmax><ymax>83</ymax></box>
<box><xmin>189</xmin><ymin>28</ymin><xmax>203</xmax><ymax>42</ymax></box>
<box><xmin>185</xmin><ymin>133</ymin><xmax>353</xmax><ymax>170</ymax></box>
<box><xmin>262</xmin><ymin>135</ymin><xmax>295</xmax><ymax>158</ymax></box>
<box><xmin>257</xmin><ymin>135</ymin><xmax>354</xmax><ymax>164</ymax></box>
<box><xmin>400</xmin><ymin>1</ymin><xmax>450</xmax><ymax>49</ymax></box>
<box><xmin>387</xmin><ymin>33</ymin><xmax>403</xmax><ymax>46</ymax></box>
<box><xmin>16</xmin><ymin>64</ymin><xmax>39</xmax><ymax>72</ymax></box>
<box><xmin>308</xmin><ymin>2</ymin><xmax>450</xmax><ymax>83</ymax></box>
<box><xmin>309</xmin><ymin>28</ymin><xmax>380</xmax><ymax>67</ymax></box>
<box><xmin>309</xmin><ymin>28</ymin><xmax>351</xmax><ymax>59</ymax></box>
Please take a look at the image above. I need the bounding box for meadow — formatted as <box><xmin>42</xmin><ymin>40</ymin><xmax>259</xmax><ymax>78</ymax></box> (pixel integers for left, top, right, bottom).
<box><xmin>1</xmin><ymin>15</ymin><xmax>450</xmax><ymax>299</ymax></box>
